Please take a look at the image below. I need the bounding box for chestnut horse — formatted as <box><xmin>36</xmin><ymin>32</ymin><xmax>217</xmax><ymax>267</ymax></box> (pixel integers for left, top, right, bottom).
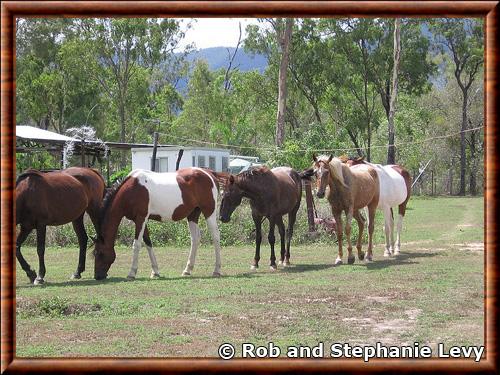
<box><xmin>303</xmin><ymin>155</ymin><xmax>379</xmax><ymax>265</ymax></box>
<box><xmin>94</xmin><ymin>168</ymin><xmax>222</xmax><ymax>280</ymax></box>
<box><xmin>219</xmin><ymin>167</ymin><xmax>302</xmax><ymax>270</ymax></box>
<box><xmin>345</xmin><ymin>156</ymin><xmax>411</xmax><ymax>256</ymax></box>
<box><xmin>16</xmin><ymin>167</ymin><xmax>105</xmax><ymax>284</ymax></box>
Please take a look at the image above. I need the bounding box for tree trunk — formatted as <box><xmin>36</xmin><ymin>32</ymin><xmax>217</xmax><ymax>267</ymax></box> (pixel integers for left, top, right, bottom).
<box><xmin>276</xmin><ymin>18</ymin><xmax>293</xmax><ymax>148</ymax></box>
<box><xmin>387</xmin><ymin>18</ymin><xmax>401</xmax><ymax>165</ymax></box>
<box><xmin>469</xmin><ymin>129</ymin><xmax>477</xmax><ymax>196</ymax></box>
<box><xmin>459</xmin><ymin>91</ymin><xmax>467</xmax><ymax>195</ymax></box>
<box><xmin>118</xmin><ymin>96</ymin><xmax>127</xmax><ymax>168</ymax></box>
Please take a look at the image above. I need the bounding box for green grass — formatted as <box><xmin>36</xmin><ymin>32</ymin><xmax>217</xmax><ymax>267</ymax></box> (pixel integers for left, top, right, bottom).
<box><xmin>15</xmin><ymin>196</ymin><xmax>484</xmax><ymax>357</ymax></box>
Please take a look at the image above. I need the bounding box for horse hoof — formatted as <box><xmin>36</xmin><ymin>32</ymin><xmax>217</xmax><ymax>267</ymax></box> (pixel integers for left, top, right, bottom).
<box><xmin>270</xmin><ymin>265</ymin><xmax>277</xmax><ymax>271</ymax></box>
<box><xmin>358</xmin><ymin>252</ymin><xmax>365</xmax><ymax>261</ymax></box>
<box><xmin>27</xmin><ymin>271</ymin><xmax>37</xmax><ymax>283</ymax></box>
<box><xmin>283</xmin><ymin>261</ymin><xmax>290</xmax><ymax>267</ymax></box>
<box><xmin>394</xmin><ymin>250</ymin><xmax>401</xmax><ymax>256</ymax></box>
<box><xmin>70</xmin><ymin>273</ymin><xmax>81</xmax><ymax>280</ymax></box>
<box><xmin>278</xmin><ymin>260</ymin><xmax>283</xmax><ymax>266</ymax></box>
<box><xmin>383</xmin><ymin>250</ymin><xmax>391</xmax><ymax>257</ymax></box>
<box><xmin>150</xmin><ymin>272</ymin><xmax>161</xmax><ymax>279</ymax></box>
<box><xmin>126</xmin><ymin>275</ymin><xmax>136</xmax><ymax>281</ymax></box>
<box><xmin>212</xmin><ymin>272</ymin><xmax>222</xmax><ymax>277</ymax></box>
<box><xmin>365</xmin><ymin>256</ymin><xmax>373</xmax><ymax>263</ymax></box>
<box><xmin>347</xmin><ymin>256</ymin><xmax>355</xmax><ymax>265</ymax></box>
<box><xmin>334</xmin><ymin>258</ymin><xmax>343</xmax><ymax>266</ymax></box>
<box><xmin>250</xmin><ymin>265</ymin><xmax>258</xmax><ymax>271</ymax></box>
<box><xmin>33</xmin><ymin>277</ymin><xmax>44</xmax><ymax>285</ymax></box>
<box><xmin>182</xmin><ymin>271</ymin><xmax>191</xmax><ymax>276</ymax></box>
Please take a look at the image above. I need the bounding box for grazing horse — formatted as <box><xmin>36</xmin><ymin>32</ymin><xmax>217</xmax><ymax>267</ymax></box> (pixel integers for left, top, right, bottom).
<box><xmin>303</xmin><ymin>155</ymin><xmax>379</xmax><ymax>265</ymax></box>
<box><xmin>219</xmin><ymin>166</ymin><xmax>302</xmax><ymax>270</ymax></box>
<box><xmin>94</xmin><ymin>168</ymin><xmax>222</xmax><ymax>280</ymax></box>
<box><xmin>16</xmin><ymin>167</ymin><xmax>105</xmax><ymax>284</ymax></box>
<box><xmin>345</xmin><ymin>156</ymin><xmax>411</xmax><ymax>256</ymax></box>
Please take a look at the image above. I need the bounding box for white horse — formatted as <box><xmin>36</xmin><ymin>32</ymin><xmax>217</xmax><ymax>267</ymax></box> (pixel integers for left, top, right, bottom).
<box><xmin>347</xmin><ymin>157</ymin><xmax>411</xmax><ymax>256</ymax></box>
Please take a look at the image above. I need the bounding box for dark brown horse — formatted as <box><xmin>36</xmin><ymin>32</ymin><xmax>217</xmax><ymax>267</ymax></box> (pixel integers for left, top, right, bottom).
<box><xmin>94</xmin><ymin>168</ymin><xmax>223</xmax><ymax>280</ymax></box>
<box><xmin>344</xmin><ymin>156</ymin><xmax>412</xmax><ymax>256</ymax></box>
<box><xmin>16</xmin><ymin>167</ymin><xmax>105</xmax><ymax>284</ymax></box>
<box><xmin>219</xmin><ymin>166</ymin><xmax>302</xmax><ymax>270</ymax></box>
<box><xmin>303</xmin><ymin>155</ymin><xmax>380</xmax><ymax>264</ymax></box>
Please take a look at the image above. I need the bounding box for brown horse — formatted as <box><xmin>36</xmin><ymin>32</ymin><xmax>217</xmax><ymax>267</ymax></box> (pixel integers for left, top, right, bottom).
<box><xmin>94</xmin><ymin>168</ymin><xmax>223</xmax><ymax>280</ymax></box>
<box><xmin>345</xmin><ymin>156</ymin><xmax>411</xmax><ymax>256</ymax></box>
<box><xmin>16</xmin><ymin>167</ymin><xmax>105</xmax><ymax>284</ymax></box>
<box><xmin>219</xmin><ymin>166</ymin><xmax>302</xmax><ymax>270</ymax></box>
<box><xmin>303</xmin><ymin>155</ymin><xmax>379</xmax><ymax>264</ymax></box>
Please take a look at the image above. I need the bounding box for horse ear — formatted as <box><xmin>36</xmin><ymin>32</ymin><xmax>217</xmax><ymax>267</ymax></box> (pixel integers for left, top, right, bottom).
<box><xmin>312</xmin><ymin>153</ymin><xmax>318</xmax><ymax>162</ymax></box>
<box><xmin>328</xmin><ymin>155</ymin><xmax>333</xmax><ymax>163</ymax></box>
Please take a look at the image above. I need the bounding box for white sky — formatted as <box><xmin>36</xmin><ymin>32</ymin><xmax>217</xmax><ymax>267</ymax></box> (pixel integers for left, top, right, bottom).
<box><xmin>178</xmin><ymin>18</ymin><xmax>260</xmax><ymax>49</ymax></box>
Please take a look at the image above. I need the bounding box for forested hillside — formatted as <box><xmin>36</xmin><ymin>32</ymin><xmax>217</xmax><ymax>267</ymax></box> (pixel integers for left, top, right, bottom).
<box><xmin>16</xmin><ymin>18</ymin><xmax>484</xmax><ymax>195</ymax></box>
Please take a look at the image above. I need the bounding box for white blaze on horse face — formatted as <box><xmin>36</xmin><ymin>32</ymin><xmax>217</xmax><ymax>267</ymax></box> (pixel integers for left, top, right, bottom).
<box><xmin>129</xmin><ymin>169</ymin><xmax>184</xmax><ymax>221</ymax></box>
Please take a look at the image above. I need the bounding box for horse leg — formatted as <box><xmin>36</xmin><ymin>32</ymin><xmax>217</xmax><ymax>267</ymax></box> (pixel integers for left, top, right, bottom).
<box><xmin>345</xmin><ymin>209</ymin><xmax>355</xmax><ymax>265</ymax></box>
<box><xmin>284</xmin><ymin>206</ymin><xmax>299</xmax><ymax>266</ymax></box>
<box><xmin>334</xmin><ymin>213</ymin><xmax>343</xmax><ymax>265</ymax></box>
<box><xmin>353</xmin><ymin>210</ymin><xmax>365</xmax><ymax>261</ymax></box>
<box><xmin>205</xmin><ymin>212</ymin><xmax>222</xmax><ymax>277</ymax></box>
<box><xmin>16</xmin><ymin>225</ymin><xmax>37</xmax><ymax>283</ymax></box>
<box><xmin>268</xmin><ymin>217</ymin><xmax>277</xmax><ymax>271</ymax></box>
<box><xmin>394</xmin><ymin>204</ymin><xmax>406</xmax><ymax>255</ymax></box>
<box><xmin>383</xmin><ymin>207</ymin><xmax>393</xmax><ymax>257</ymax></box>
<box><xmin>276</xmin><ymin>217</ymin><xmax>286</xmax><ymax>267</ymax></box>
<box><xmin>143</xmin><ymin>225</ymin><xmax>160</xmax><ymax>279</ymax></box>
<box><xmin>183</xmin><ymin>208</ymin><xmax>201</xmax><ymax>276</ymax></box>
<box><xmin>251</xmin><ymin>213</ymin><xmax>263</xmax><ymax>270</ymax></box>
<box><xmin>127</xmin><ymin>217</ymin><xmax>148</xmax><ymax>280</ymax></box>
<box><xmin>366</xmin><ymin>205</ymin><xmax>377</xmax><ymax>262</ymax></box>
<box><xmin>34</xmin><ymin>225</ymin><xmax>47</xmax><ymax>285</ymax></box>
<box><xmin>71</xmin><ymin>214</ymin><xmax>88</xmax><ymax>280</ymax></box>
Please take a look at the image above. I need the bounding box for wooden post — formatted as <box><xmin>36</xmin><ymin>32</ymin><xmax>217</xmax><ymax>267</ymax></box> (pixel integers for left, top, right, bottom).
<box><xmin>175</xmin><ymin>149</ymin><xmax>184</xmax><ymax>171</ymax></box>
<box><xmin>106</xmin><ymin>152</ymin><xmax>111</xmax><ymax>187</ymax></box>
<box><xmin>150</xmin><ymin>132</ymin><xmax>159</xmax><ymax>171</ymax></box>
<box><xmin>431</xmin><ymin>169</ymin><xmax>434</xmax><ymax>196</ymax></box>
<box><xmin>81</xmin><ymin>139</ymin><xmax>85</xmax><ymax>167</ymax></box>
<box><xmin>304</xmin><ymin>180</ymin><xmax>316</xmax><ymax>232</ymax></box>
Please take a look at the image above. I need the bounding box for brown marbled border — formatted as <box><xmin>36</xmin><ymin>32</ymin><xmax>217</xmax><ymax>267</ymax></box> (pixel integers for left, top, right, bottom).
<box><xmin>1</xmin><ymin>1</ymin><xmax>498</xmax><ymax>373</ymax></box>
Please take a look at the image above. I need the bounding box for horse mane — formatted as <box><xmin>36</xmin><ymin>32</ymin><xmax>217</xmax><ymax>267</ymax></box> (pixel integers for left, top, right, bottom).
<box><xmin>98</xmin><ymin>176</ymin><xmax>131</xmax><ymax>238</ymax></box>
<box><xmin>236</xmin><ymin>166</ymin><xmax>271</xmax><ymax>182</ymax></box>
<box><xmin>16</xmin><ymin>169</ymin><xmax>44</xmax><ymax>187</ymax></box>
<box><xmin>318</xmin><ymin>156</ymin><xmax>347</xmax><ymax>188</ymax></box>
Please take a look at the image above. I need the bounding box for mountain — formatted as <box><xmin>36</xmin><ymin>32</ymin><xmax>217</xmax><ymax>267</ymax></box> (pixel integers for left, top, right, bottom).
<box><xmin>175</xmin><ymin>47</ymin><xmax>267</xmax><ymax>93</ymax></box>
<box><xmin>186</xmin><ymin>47</ymin><xmax>268</xmax><ymax>73</ymax></box>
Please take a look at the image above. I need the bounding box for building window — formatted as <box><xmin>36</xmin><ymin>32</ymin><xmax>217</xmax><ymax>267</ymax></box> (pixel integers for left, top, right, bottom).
<box><xmin>222</xmin><ymin>156</ymin><xmax>229</xmax><ymax>172</ymax></box>
<box><xmin>192</xmin><ymin>156</ymin><xmax>196</xmax><ymax>167</ymax></box>
<box><xmin>209</xmin><ymin>156</ymin><xmax>216</xmax><ymax>170</ymax></box>
<box><xmin>198</xmin><ymin>155</ymin><xmax>206</xmax><ymax>168</ymax></box>
<box><xmin>152</xmin><ymin>157</ymin><xmax>168</xmax><ymax>172</ymax></box>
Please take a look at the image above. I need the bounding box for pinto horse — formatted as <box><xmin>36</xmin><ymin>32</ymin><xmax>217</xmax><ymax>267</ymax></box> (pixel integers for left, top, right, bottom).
<box><xmin>303</xmin><ymin>155</ymin><xmax>379</xmax><ymax>265</ymax></box>
<box><xmin>16</xmin><ymin>167</ymin><xmax>105</xmax><ymax>284</ymax></box>
<box><xmin>94</xmin><ymin>168</ymin><xmax>222</xmax><ymax>280</ymax></box>
<box><xmin>345</xmin><ymin>156</ymin><xmax>411</xmax><ymax>256</ymax></box>
<box><xmin>219</xmin><ymin>166</ymin><xmax>302</xmax><ymax>270</ymax></box>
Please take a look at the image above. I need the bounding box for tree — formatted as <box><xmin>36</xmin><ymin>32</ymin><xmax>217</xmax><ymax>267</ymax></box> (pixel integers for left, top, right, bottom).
<box><xmin>430</xmin><ymin>18</ymin><xmax>484</xmax><ymax>195</ymax></box>
<box><xmin>387</xmin><ymin>18</ymin><xmax>401</xmax><ymax>164</ymax></box>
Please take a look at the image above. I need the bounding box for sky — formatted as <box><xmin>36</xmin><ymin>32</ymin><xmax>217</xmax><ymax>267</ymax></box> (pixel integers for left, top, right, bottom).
<box><xmin>178</xmin><ymin>18</ymin><xmax>260</xmax><ymax>49</ymax></box>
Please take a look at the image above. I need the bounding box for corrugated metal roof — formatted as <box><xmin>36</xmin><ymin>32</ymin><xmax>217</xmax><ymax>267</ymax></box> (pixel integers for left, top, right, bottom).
<box><xmin>16</xmin><ymin>126</ymin><xmax>77</xmax><ymax>142</ymax></box>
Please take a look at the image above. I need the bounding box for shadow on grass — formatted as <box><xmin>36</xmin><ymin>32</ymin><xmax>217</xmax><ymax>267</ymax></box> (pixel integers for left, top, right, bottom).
<box><xmin>364</xmin><ymin>251</ymin><xmax>441</xmax><ymax>270</ymax></box>
<box><xmin>280</xmin><ymin>263</ymin><xmax>336</xmax><ymax>273</ymax></box>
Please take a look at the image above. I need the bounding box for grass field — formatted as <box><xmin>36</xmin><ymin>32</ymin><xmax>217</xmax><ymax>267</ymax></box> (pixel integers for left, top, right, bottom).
<box><xmin>15</xmin><ymin>196</ymin><xmax>484</xmax><ymax>358</ymax></box>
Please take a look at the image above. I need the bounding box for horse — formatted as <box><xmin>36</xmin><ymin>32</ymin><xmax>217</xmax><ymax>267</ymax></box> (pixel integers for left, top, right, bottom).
<box><xmin>344</xmin><ymin>156</ymin><xmax>411</xmax><ymax>256</ymax></box>
<box><xmin>219</xmin><ymin>166</ymin><xmax>302</xmax><ymax>270</ymax></box>
<box><xmin>302</xmin><ymin>155</ymin><xmax>379</xmax><ymax>265</ymax></box>
<box><xmin>93</xmin><ymin>167</ymin><xmax>222</xmax><ymax>280</ymax></box>
<box><xmin>16</xmin><ymin>167</ymin><xmax>106</xmax><ymax>284</ymax></box>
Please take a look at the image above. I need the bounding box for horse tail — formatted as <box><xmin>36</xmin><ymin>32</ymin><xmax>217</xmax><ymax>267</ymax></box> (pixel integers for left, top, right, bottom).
<box><xmin>16</xmin><ymin>169</ymin><xmax>43</xmax><ymax>187</ymax></box>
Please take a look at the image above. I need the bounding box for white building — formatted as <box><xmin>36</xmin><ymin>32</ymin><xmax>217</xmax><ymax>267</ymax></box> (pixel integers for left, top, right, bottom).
<box><xmin>131</xmin><ymin>146</ymin><xmax>230</xmax><ymax>173</ymax></box>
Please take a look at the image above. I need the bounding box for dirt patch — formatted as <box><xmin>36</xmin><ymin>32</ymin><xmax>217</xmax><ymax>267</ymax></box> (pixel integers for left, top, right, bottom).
<box><xmin>453</xmin><ymin>242</ymin><xmax>484</xmax><ymax>252</ymax></box>
<box><xmin>16</xmin><ymin>296</ymin><xmax>101</xmax><ymax>317</ymax></box>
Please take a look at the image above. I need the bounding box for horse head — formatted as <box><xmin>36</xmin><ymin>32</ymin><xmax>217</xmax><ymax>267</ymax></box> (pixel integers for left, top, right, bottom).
<box><xmin>93</xmin><ymin>235</ymin><xmax>116</xmax><ymax>280</ymax></box>
<box><xmin>219</xmin><ymin>174</ymin><xmax>243</xmax><ymax>223</ymax></box>
<box><xmin>311</xmin><ymin>154</ymin><xmax>333</xmax><ymax>198</ymax></box>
